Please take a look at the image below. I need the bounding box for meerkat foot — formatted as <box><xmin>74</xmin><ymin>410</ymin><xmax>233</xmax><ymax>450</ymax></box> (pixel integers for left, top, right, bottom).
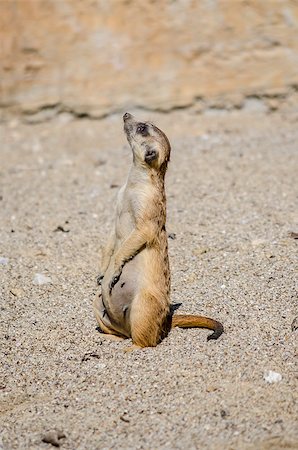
<box><xmin>124</xmin><ymin>344</ymin><xmax>143</xmax><ymax>353</ymax></box>
<box><xmin>100</xmin><ymin>334</ymin><xmax>126</xmax><ymax>342</ymax></box>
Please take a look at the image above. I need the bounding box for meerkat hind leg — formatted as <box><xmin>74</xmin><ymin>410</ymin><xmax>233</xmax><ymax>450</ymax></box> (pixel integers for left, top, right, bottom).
<box><xmin>124</xmin><ymin>344</ymin><xmax>143</xmax><ymax>353</ymax></box>
<box><xmin>129</xmin><ymin>292</ymin><xmax>166</xmax><ymax>348</ymax></box>
<box><xmin>93</xmin><ymin>295</ymin><xmax>126</xmax><ymax>341</ymax></box>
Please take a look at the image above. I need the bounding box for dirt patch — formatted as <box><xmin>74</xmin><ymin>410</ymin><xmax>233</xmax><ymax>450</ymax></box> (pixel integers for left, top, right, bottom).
<box><xmin>0</xmin><ymin>109</ymin><xmax>297</xmax><ymax>449</ymax></box>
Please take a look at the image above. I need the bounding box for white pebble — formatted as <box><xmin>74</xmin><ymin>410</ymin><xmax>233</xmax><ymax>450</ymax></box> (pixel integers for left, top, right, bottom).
<box><xmin>0</xmin><ymin>257</ymin><xmax>9</xmax><ymax>265</ymax></box>
<box><xmin>264</xmin><ymin>370</ymin><xmax>282</xmax><ymax>383</ymax></box>
<box><xmin>33</xmin><ymin>273</ymin><xmax>52</xmax><ymax>285</ymax></box>
<box><xmin>201</xmin><ymin>134</ymin><xmax>210</xmax><ymax>141</ymax></box>
<box><xmin>97</xmin><ymin>363</ymin><xmax>106</xmax><ymax>369</ymax></box>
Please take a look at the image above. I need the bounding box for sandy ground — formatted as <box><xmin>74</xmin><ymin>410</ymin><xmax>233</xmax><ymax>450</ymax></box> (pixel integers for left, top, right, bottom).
<box><xmin>0</xmin><ymin>107</ymin><xmax>297</xmax><ymax>450</ymax></box>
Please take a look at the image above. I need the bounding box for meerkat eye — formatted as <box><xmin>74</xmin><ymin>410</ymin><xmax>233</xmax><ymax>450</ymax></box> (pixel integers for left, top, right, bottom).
<box><xmin>136</xmin><ymin>123</ymin><xmax>149</xmax><ymax>136</ymax></box>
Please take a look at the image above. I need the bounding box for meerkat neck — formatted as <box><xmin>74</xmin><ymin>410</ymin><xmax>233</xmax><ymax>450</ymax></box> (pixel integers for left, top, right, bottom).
<box><xmin>127</xmin><ymin>164</ymin><xmax>150</xmax><ymax>185</ymax></box>
<box><xmin>149</xmin><ymin>169</ymin><xmax>166</xmax><ymax>188</ymax></box>
<box><xmin>128</xmin><ymin>164</ymin><xmax>165</xmax><ymax>187</ymax></box>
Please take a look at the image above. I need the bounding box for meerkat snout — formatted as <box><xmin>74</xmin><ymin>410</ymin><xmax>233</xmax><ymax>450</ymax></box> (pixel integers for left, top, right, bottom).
<box><xmin>123</xmin><ymin>112</ymin><xmax>132</xmax><ymax>121</ymax></box>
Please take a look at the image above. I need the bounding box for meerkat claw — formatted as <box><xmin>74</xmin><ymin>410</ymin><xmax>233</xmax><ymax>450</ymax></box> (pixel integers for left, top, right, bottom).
<box><xmin>96</xmin><ymin>274</ymin><xmax>104</xmax><ymax>285</ymax></box>
<box><xmin>109</xmin><ymin>272</ymin><xmax>121</xmax><ymax>293</ymax></box>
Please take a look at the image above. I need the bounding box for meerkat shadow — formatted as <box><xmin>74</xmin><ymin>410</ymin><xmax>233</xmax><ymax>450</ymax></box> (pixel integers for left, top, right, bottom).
<box><xmin>95</xmin><ymin>326</ymin><xmax>104</xmax><ymax>333</ymax></box>
<box><xmin>170</xmin><ymin>303</ymin><xmax>182</xmax><ymax>314</ymax></box>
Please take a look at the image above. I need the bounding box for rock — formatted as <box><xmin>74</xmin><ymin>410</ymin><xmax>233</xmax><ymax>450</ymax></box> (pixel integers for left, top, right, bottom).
<box><xmin>53</xmin><ymin>225</ymin><xmax>70</xmax><ymax>233</ymax></box>
<box><xmin>9</xmin><ymin>288</ymin><xmax>24</xmax><ymax>297</ymax></box>
<box><xmin>243</xmin><ymin>98</ymin><xmax>268</xmax><ymax>113</ymax></box>
<box><xmin>220</xmin><ymin>409</ymin><xmax>228</xmax><ymax>418</ymax></box>
<box><xmin>184</xmin><ymin>272</ymin><xmax>197</xmax><ymax>284</ymax></box>
<box><xmin>81</xmin><ymin>352</ymin><xmax>100</xmax><ymax>362</ymax></box>
<box><xmin>0</xmin><ymin>1</ymin><xmax>297</xmax><ymax>118</ymax></box>
<box><xmin>289</xmin><ymin>231</ymin><xmax>298</xmax><ymax>239</ymax></box>
<box><xmin>193</xmin><ymin>246</ymin><xmax>209</xmax><ymax>257</ymax></box>
<box><xmin>251</xmin><ymin>239</ymin><xmax>267</xmax><ymax>248</ymax></box>
<box><xmin>266</xmin><ymin>98</ymin><xmax>280</xmax><ymax>111</ymax></box>
<box><xmin>206</xmin><ymin>385</ymin><xmax>218</xmax><ymax>393</ymax></box>
<box><xmin>264</xmin><ymin>370</ymin><xmax>282</xmax><ymax>383</ymax></box>
<box><xmin>291</xmin><ymin>317</ymin><xmax>298</xmax><ymax>331</ymax></box>
<box><xmin>42</xmin><ymin>432</ymin><xmax>60</xmax><ymax>447</ymax></box>
<box><xmin>33</xmin><ymin>273</ymin><xmax>52</xmax><ymax>285</ymax></box>
<box><xmin>120</xmin><ymin>415</ymin><xmax>130</xmax><ymax>423</ymax></box>
<box><xmin>0</xmin><ymin>257</ymin><xmax>9</xmax><ymax>265</ymax></box>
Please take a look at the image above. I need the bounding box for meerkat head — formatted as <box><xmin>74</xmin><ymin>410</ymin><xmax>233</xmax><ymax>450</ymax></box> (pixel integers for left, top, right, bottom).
<box><xmin>123</xmin><ymin>112</ymin><xmax>171</xmax><ymax>172</ymax></box>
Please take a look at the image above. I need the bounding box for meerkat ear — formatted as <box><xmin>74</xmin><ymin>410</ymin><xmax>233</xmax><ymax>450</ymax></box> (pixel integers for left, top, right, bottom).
<box><xmin>144</xmin><ymin>146</ymin><xmax>158</xmax><ymax>164</ymax></box>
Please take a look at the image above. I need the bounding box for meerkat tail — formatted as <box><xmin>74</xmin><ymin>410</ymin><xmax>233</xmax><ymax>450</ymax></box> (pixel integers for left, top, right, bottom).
<box><xmin>171</xmin><ymin>315</ymin><xmax>224</xmax><ymax>341</ymax></box>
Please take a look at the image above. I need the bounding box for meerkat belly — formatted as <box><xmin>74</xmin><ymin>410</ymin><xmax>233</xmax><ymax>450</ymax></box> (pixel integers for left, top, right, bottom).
<box><xmin>101</xmin><ymin>253</ymin><xmax>143</xmax><ymax>336</ymax></box>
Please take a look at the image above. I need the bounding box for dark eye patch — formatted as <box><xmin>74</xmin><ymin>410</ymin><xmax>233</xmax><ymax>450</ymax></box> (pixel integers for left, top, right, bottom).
<box><xmin>144</xmin><ymin>146</ymin><xmax>157</xmax><ymax>164</ymax></box>
<box><xmin>136</xmin><ymin>123</ymin><xmax>149</xmax><ymax>136</ymax></box>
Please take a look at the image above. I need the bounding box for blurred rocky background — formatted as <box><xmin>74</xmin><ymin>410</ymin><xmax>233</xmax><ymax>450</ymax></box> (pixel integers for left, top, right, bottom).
<box><xmin>1</xmin><ymin>0</ymin><xmax>298</xmax><ymax>122</ymax></box>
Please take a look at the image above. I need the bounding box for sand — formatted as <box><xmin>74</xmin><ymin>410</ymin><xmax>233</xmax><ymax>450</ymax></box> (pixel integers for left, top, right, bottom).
<box><xmin>0</xmin><ymin>107</ymin><xmax>297</xmax><ymax>449</ymax></box>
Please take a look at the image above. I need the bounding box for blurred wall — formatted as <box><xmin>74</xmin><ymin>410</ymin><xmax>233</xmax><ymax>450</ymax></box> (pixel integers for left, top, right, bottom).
<box><xmin>1</xmin><ymin>0</ymin><xmax>298</xmax><ymax>120</ymax></box>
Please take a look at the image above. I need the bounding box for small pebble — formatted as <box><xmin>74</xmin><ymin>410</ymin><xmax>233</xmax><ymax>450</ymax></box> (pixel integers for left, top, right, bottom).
<box><xmin>42</xmin><ymin>431</ymin><xmax>60</xmax><ymax>447</ymax></box>
<box><xmin>289</xmin><ymin>231</ymin><xmax>298</xmax><ymax>239</ymax></box>
<box><xmin>9</xmin><ymin>288</ymin><xmax>23</xmax><ymax>297</ymax></box>
<box><xmin>33</xmin><ymin>273</ymin><xmax>52</xmax><ymax>285</ymax></box>
<box><xmin>291</xmin><ymin>317</ymin><xmax>298</xmax><ymax>331</ymax></box>
<box><xmin>192</xmin><ymin>246</ymin><xmax>209</xmax><ymax>256</ymax></box>
<box><xmin>264</xmin><ymin>370</ymin><xmax>282</xmax><ymax>383</ymax></box>
<box><xmin>206</xmin><ymin>385</ymin><xmax>217</xmax><ymax>392</ymax></box>
<box><xmin>120</xmin><ymin>415</ymin><xmax>130</xmax><ymax>423</ymax></box>
<box><xmin>0</xmin><ymin>257</ymin><xmax>9</xmax><ymax>265</ymax></box>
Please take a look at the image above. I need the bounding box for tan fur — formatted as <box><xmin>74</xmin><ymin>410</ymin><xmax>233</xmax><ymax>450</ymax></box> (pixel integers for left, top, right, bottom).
<box><xmin>93</xmin><ymin>113</ymin><xmax>223</xmax><ymax>348</ymax></box>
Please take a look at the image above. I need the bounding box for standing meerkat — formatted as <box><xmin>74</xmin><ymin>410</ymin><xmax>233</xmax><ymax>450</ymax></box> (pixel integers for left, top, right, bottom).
<box><xmin>93</xmin><ymin>112</ymin><xmax>223</xmax><ymax>349</ymax></box>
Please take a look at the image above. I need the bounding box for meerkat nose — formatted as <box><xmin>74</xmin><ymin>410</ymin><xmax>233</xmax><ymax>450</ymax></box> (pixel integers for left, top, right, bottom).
<box><xmin>123</xmin><ymin>112</ymin><xmax>132</xmax><ymax>121</ymax></box>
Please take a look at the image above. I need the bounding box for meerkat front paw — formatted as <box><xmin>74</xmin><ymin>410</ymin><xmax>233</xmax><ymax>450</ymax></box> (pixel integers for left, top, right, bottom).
<box><xmin>96</xmin><ymin>274</ymin><xmax>104</xmax><ymax>286</ymax></box>
<box><xmin>109</xmin><ymin>269</ymin><xmax>122</xmax><ymax>293</ymax></box>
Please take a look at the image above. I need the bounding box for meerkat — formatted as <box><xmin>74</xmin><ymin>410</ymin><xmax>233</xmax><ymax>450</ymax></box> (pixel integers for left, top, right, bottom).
<box><xmin>93</xmin><ymin>112</ymin><xmax>223</xmax><ymax>348</ymax></box>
